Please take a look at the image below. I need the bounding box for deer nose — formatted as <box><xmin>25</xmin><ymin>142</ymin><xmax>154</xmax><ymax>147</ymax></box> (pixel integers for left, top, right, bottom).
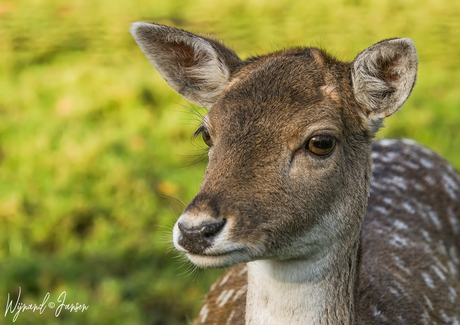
<box><xmin>177</xmin><ymin>219</ymin><xmax>226</xmax><ymax>254</ymax></box>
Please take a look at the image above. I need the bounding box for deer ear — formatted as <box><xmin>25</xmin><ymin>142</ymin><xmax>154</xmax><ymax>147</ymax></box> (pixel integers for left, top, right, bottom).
<box><xmin>352</xmin><ymin>38</ymin><xmax>418</xmax><ymax>122</ymax></box>
<box><xmin>130</xmin><ymin>22</ymin><xmax>242</xmax><ymax>108</ymax></box>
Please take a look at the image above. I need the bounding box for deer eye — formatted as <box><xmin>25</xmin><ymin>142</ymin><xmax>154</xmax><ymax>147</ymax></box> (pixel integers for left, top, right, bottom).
<box><xmin>193</xmin><ymin>126</ymin><xmax>213</xmax><ymax>147</ymax></box>
<box><xmin>202</xmin><ymin>129</ymin><xmax>213</xmax><ymax>147</ymax></box>
<box><xmin>307</xmin><ymin>135</ymin><xmax>336</xmax><ymax>156</ymax></box>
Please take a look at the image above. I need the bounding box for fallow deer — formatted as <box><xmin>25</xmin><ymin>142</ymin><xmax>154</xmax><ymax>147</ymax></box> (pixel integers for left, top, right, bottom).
<box><xmin>131</xmin><ymin>23</ymin><xmax>460</xmax><ymax>324</ymax></box>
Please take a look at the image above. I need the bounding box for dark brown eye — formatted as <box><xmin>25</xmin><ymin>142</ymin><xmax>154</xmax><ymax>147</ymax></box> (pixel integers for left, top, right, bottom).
<box><xmin>307</xmin><ymin>135</ymin><xmax>336</xmax><ymax>156</ymax></box>
<box><xmin>202</xmin><ymin>129</ymin><xmax>213</xmax><ymax>147</ymax></box>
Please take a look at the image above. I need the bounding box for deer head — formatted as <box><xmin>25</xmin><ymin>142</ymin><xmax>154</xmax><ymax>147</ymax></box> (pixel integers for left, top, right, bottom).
<box><xmin>130</xmin><ymin>22</ymin><xmax>417</xmax><ymax>270</ymax></box>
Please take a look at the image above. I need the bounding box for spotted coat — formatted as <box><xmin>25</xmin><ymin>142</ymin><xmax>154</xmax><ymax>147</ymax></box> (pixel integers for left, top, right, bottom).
<box><xmin>195</xmin><ymin>139</ymin><xmax>460</xmax><ymax>325</ymax></box>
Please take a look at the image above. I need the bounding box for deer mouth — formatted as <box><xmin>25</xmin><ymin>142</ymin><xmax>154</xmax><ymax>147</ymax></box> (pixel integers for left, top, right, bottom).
<box><xmin>173</xmin><ymin>214</ymin><xmax>252</xmax><ymax>267</ymax></box>
<box><xmin>185</xmin><ymin>248</ymin><xmax>249</xmax><ymax>268</ymax></box>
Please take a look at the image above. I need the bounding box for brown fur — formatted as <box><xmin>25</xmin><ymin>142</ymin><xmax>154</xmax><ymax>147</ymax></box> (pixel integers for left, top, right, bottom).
<box><xmin>130</xmin><ymin>23</ymin><xmax>460</xmax><ymax>325</ymax></box>
<box><xmin>196</xmin><ymin>140</ymin><xmax>460</xmax><ymax>324</ymax></box>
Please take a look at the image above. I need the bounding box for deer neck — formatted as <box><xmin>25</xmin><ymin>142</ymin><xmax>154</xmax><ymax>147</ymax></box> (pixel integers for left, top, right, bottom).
<box><xmin>245</xmin><ymin>238</ymin><xmax>361</xmax><ymax>325</ymax></box>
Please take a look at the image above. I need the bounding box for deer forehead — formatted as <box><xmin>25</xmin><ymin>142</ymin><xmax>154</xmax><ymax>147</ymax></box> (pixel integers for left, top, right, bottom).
<box><xmin>205</xmin><ymin>50</ymin><xmax>359</xmax><ymax>147</ymax></box>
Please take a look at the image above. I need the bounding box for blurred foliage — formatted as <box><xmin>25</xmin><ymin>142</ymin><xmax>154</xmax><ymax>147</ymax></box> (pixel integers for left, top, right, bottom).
<box><xmin>0</xmin><ymin>0</ymin><xmax>459</xmax><ymax>324</ymax></box>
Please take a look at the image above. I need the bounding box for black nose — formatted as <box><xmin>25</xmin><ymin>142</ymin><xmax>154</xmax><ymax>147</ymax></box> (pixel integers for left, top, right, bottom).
<box><xmin>178</xmin><ymin>219</ymin><xmax>226</xmax><ymax>254</ymax></box>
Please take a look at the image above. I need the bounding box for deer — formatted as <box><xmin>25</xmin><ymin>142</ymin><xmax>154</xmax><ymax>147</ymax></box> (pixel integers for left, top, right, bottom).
<box><xmin>130</xmin><ymin>22</ymin><xmax>460</xmax><ymax>325</ymax></box>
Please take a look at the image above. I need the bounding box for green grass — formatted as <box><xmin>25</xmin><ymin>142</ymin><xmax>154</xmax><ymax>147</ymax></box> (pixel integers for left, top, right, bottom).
<box><xmin>0</xmin><ymin>0</ymin><xmax>459</xmax><ymax>324</ymax></box>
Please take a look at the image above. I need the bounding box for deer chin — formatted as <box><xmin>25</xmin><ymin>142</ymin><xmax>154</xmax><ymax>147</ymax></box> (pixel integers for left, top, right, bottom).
<box><xmin>186</xmin><ymin>248</ymin><xmax>249</xmax><ymax>268</ymax></box>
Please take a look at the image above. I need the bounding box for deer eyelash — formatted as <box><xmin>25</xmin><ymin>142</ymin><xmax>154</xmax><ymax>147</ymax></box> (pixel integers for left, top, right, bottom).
<box><xmin>192</xmin><ymin>125</ymin><xmax>206</xmax><ymax>139</ymax></box>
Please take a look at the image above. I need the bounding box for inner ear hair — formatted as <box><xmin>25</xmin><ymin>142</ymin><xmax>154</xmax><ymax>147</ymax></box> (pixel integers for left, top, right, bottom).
<box><xmin>352</xmin><ymin>38</ymin><xmax>418</xmax><ymax>121</ymax></box>
<box><xmin>130</xmin><ymin>22</ymin><xmax>242</xmax><ymax>108</ymax></box>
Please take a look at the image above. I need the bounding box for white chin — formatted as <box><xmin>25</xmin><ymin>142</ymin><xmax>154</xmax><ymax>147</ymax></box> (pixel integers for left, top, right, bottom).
<box><xmin>186</xmin><ymin>250</ymin><xmax>250</xmax><ymax>268</ymax></box>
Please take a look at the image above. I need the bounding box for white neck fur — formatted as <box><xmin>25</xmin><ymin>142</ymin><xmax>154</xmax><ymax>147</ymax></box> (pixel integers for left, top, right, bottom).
<box><xmin>245</xmin><ymin>242</ymin><xmax>360</xmax><ymax>325</ymax></box>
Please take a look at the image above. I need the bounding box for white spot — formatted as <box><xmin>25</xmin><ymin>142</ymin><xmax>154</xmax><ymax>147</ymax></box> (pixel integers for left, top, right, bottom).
<box><xmin>418</xmin><ymin>145</ymin><xmax>436</xmax><ymax>156</ymax></box>
<box><xmin>444</xmin><ymin>187</ymin><xmax>458</xmax><ymax>200</ymax></box>
<box><xmin>420</xmin><ymin>158</ymin><xmax>434</xmax><ymax>168</ymax></box>
<box><xmin>447</xmin><ymin>206</ymin><xmax>459</xmax><ymax>234</ymax></box>
<box><xmin>425</xmin><ymin>175</ymin><xmax>435</xmax><ymax>185</ymax></box>
<box><xmin>414</xmin><ymin>182</ymin><xmax>425</xmax><ymax>191</ymax></box>
<box><xmin>216</xmin><ymin>290</ymin><xmax>227</xmax><ymax>305</ymax></box>
<box><xmin>380</xmin><ymin>151</ymin><xmax>398</xmax><ymax>163</ymax></box>
<box><xmin>428</xmin><ymin>210</ymin><xmax>442</xmax><ymax>230</ymax></box>
<box><xmin>393</xmin><ymin>271</ymin><xmax>409</xmax><ymax>283</ymax></box>
<box><xmin>421</xmin><ymin>310</ymin><xmax>432</xmax><ymax>325</ymax></box>
<box><xmin>441</xmin><ymin>311</ymin><xmax>451</xmax><ymax>323</ymax></box>
<box><xmin>431</xmin><ymin>265</ymin><xmax>446</xmax><ymax>281</ymax></box>
<box><xmin>239</xmin><ymin>266</ymin><xmax>248</xmax><ymax>275</ymax></box>
<box><xmin>226</xmin><ymin>310</ymin><xmax>236</xmax><ymax>325</ymax></box>
<box><xmin>383</xmin><ymin>197</ymin><xmax>393</xmax><ymax>205</ymax></box>
<box><xmin>371</xmin><ymin>305</ymin><xmax>388</xmax><ymax>321</ymax></box>
<box><xmin>389</xmin><ymin>233</ymin><xmax>410</xmax><ymax>247</ymax></box>
<box><xmin>372</xmin><ymin>181</ymin><xmax>388</xmax><ymax>191</ymax></box>
<box><xmin>398</xmin><ymin>315</ymin><xmax>406</xmax><ymax>324</ymax></box>
<box><xmin>389</xmin><ymin>286</ymin><xmax>400</xmax><ymax>297</ymax></box>
<box><xmin>422</xmin><ymin>273</ymin><xmax>435</xmax><ymax>289</ymax></box>
<box><xmin>379</xmin><ymin>139</ymin><xmax>398</xmax><ymax>147</ymax></box>
<box><xmin>392</xmin><ymin>279</ymin><xmax>411</xmax><ymax>301</ymax></box>
<box><xmin>443</xmin><ymin>173</ymin><xmax>460</xmax><ymax>190</ymax></box>
<box><xmin>216</xmin><ymin>289</ymin><xmax>234</xmax><ymax>307</ymax></box>
<box><xmin>447</xmin><ymin>164</ymin><xmax>458</xmax><ymax>173</ymax></box>
<box><xmin>391</xmin><ymin>164</ymin><xmax>406</xmax><ymax>173</ymax></box>
<box><xmin>232</xmin><ymin>284</ymin><xmax>248</xmax><ymax>302</ymax></box>
<box><xmin>394</xmin><ymin>220</ymin><xmax>408</xmax><ymax>230</ymax></box>
<box><xmin>220</xmin><ymin>273</ymin><xmax>231</xmax><ymax>286</ymax></box>
<box><xmin>423</xmin><ymin>295</ymin><xmax>434</xmax><ymax>310</ymax></box>
<box><xmin>432</xmin><ymin>256</ymin><xmax>449</xmax><ymax>273</ymax></box>
<box><xmin>401</xmin><ymin>138</ymin><xmax>418</xmax><ymax>146</ymax></box>
<box><xmin>375</xmin><ymin>206</ymin><xmax>389</xmax><ymax>215</ymax></box>
<box><xmin>450</xmin><ymin>246</ymin><xmax>460</xmax><ymax>265</ymax></box>
<box><xmin>437</xmin><ymin>240</ymin><xmax>448</xmax><ymax>256</ymax></box>
<box><xmin>421</xmin><ymin>229</ymin><xmax>431</xmax><ymax>242</ymax></box>
<box><xmin>402</xmin><ymin>203</ymin><xmax>415</xmax><ymax>214</ymax></box>
<box><xmin>448</xmin><ymin>287</ymin><xmax>458</xmax><ymax>304</ymax></box>
<box><xmin>393</xmin><ymin>255</ymin><xmax>411</xmax><ymax>275</ymax></box>
<box><xmin>423</xmin><ymin>243</ymin><xmax>432</xmax><ymax>254</ymax></box>
<box><xmin>443</xmin><ymin>173</ymin><xmax>459</xmax><ymax>199</ymax></box>
<box><xmin>199</xmin><ymin>304</ymin><xmax>209</xmax><ymax>323</ymax></box>
<box><xmin>382</xmin><ymin>176</ymin><xmax>408</xmax><ymax>190</ymax></box>
<box><xmin>448</xmin><ymin>261</ymin><xmax>457</xmax><ymax>277</ymax></box>
<box><xmin>372</xmin><ymin>163</ymin><xmax>384</xmax><ymax>172</ymax></box>
<box><xmin>403</xmin><ymin>160</ymin><xmax>420</xmax><ymax>170</ymax></box>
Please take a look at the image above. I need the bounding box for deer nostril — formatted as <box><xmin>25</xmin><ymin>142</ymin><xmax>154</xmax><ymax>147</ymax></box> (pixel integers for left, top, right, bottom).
<box><xmin>201</xmin><ymin>219</ymin><xmax>226</xmax><ymax>237</ymax></box>
<box><xmin>177</xmin><ymin>219</ymin><xmax>226</xmax><ymax>254</ymax></box>
<box><xmin>178</xmin><ymin>219</ymin><xmax>226</xmax><ymax>237</ymax></box>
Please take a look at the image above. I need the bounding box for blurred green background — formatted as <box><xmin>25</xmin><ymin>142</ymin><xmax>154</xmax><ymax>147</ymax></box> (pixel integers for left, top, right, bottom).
<box><xmin>0</xmin><ymin>0</ymin><xmax>459</xmax><ymax>324</ymax></box>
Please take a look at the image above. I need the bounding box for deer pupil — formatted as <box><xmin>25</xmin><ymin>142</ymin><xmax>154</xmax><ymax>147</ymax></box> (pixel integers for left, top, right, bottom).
<box><xmin>308</xmin><ymin>136</ymin><xmax>335</xmax><ymax>156</ymax></box>
<box><xmin>202</xmin><ymin>130</ymin><xmax>212</xmax><ymax>147</ymax></box>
